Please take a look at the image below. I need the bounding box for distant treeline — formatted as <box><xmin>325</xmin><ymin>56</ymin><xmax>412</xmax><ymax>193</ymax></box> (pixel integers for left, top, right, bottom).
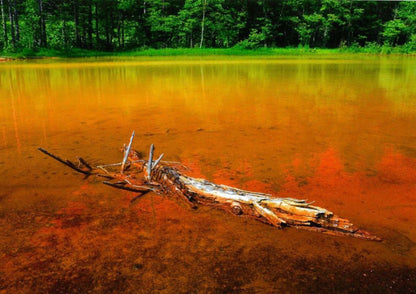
<box><xmin>1</xmin><ymin>0</ymin><xmax>415</xmax><ymax>52</ymax></box>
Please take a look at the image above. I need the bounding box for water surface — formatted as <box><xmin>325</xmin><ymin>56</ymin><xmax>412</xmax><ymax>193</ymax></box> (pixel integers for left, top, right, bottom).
<box><xmin>1</xmin><ymin>56</ymin><xmax>416</xmax><ymax>292</ymax></box>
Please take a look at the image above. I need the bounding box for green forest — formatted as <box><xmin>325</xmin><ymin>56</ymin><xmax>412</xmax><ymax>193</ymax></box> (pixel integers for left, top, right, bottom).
<box><xmin>1</xmin><ymin>0</ymin><xmax>416</xmax><ymax>54</ymax></box>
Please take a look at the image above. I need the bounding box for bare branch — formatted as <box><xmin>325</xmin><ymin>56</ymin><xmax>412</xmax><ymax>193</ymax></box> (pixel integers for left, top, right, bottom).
<box><xmin>152</xmin><ymin>153</ymin><xmax>164</xmax><ymax>169</ymax></box>
<box><xmin>103</xmin><ymin>181</ymin><xmax>152</xmax><ymax>193</ymax></box>
<box><xmin>121</xmin><ymin>131</ymin><xmax>135</xmax><ymax>173</ymax></box>
<box><xmin>147</xmin><ymin>144</ymin><xmax>154</xmax><ymax>180</ymax></box>
<box><xmin>38</xmin><ymin>148</ymin><xmax>91</xmax><ymax>175</ymax></box>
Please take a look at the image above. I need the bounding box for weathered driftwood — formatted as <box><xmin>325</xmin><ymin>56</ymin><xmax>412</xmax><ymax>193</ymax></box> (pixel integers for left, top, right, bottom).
<box><xmin>38</xmin><ymin>132</ymin><xmax>381</xmax><ymax>241</ymax></box>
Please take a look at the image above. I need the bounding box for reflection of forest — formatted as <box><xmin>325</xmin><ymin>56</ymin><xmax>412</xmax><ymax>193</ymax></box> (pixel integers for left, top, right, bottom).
<box><xmin>1</xmin><ymin>58</ymin><xmax>415</xmax><ymax>171</ymax></box>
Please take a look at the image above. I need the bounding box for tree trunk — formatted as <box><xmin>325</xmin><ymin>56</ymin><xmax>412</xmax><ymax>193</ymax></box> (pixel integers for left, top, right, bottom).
<box><xmin>87</xmin><ymin>0</ymin><xmax>93</xmax><ymax>48</ymax></box>
<box><xmin>0</xmin><ymin>0</ymin><xmax>7</xmax><ymax>47</ymax></box>
<box><xmin>8</xmin><ymin>0</ymin><xmax>15</xmax><ymax>47</ymax></box>
<box><xmin>347</xmin><ymin>0</ymin><xmax>353</xmax><ymax>45</ymax></box>
<box><xmin>62</xmin><ymin>19</ymin><xmax>66</xmax><ymax>48</ymax></box>
<box><xmin>74</xmin><ymin>0</ymin><xmax>80</xmax><ymax>46</ymax></box>
<box><xmin>117</xmin><ymin>19</ymin><xmax>121</xmax><ymax>48</ymax></box>
<box><xmin>199</xmin><ymin>0</ymin><xmax>207</xmax><ymax>48</ymax></box>
<box><xmin>38</xmin><ymin>141</ymin><xmax>382</xmax><ymax>242</ymax></box>
<box><xmin>38</xmin><ymin>0</ymin><xmax>47</xmax><ymax>47</ymax></box>
<box><xmin>12</xmin><ymin>0</ymin><xmax>18</xmax><ymax>42</ymax></box>
<box><xmin>121</xmin><ymin>19</ymin><xmax>125</xmax><ymax>48</ymax></box>
<box><xmin>105</xmin><ymin>24</ymin><xmax>110</xmax><ymax>49</ymax></box>
<box><xmin>95</xmin><ymin>2</ymin><xmax>99</xmax><ymax>47</ymax></box>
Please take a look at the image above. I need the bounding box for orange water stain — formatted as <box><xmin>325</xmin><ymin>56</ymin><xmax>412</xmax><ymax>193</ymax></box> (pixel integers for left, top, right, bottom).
<box><xmin>1</xmin><ymin>126</ymin><xmax>6</xmax><ymax>147</ymax></box>
<box><xmin>180</xmin><ymin>157</ymin><xmax>205</xmax><ymax>178</ymax></box>
<box><xmin>212</xmin><ymin>168</ymin><xmax>240</xmax><ymax>187</ymax></box>
<box><xmin>377</xmin><ymin>148</ymin><xmax>416</xmax><ymax>185</ymax></box>
<box><xmin>1</xmin><ymin>58</ymin><xmax>416</xmax><ymax>292</ymax></box>
<box><xmin>56</xmin><ymin>201</ymin><xmax>87</xmax><ymax>215</ymax></box>
<box><xmin>278</xmin><ymin>174</ymin><xmax>306</xmax><ymax>199</ymax></box>
<box><xmin>242</xmin><ymin>179</ymin><xmax>273</xmax><ymax>194</ymax></box>
<box><xmin>271</xmin><ymin>147</ymin><xmax>416</xmax><ymax>244</ymax></box>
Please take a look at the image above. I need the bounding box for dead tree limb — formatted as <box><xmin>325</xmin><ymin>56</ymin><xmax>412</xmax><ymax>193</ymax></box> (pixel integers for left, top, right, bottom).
<box><xmin>38</xmin><ymin>133</ymin><xmax>381</xmax><ymax>242</ymax></box>
<box><xmin>38</xmin><ymin>147</ymin><xmax>92</xmax><ymax>175</ymax></box>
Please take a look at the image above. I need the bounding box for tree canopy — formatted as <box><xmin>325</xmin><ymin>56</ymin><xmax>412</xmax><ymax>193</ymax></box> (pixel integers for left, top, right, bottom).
<box><xmin>1</xmin><ymin>0</ymin><xmax>415</xmax><ymax>51</ymax></box>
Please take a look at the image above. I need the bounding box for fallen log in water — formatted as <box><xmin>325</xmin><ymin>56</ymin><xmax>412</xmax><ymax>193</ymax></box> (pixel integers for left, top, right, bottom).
<box><xmin>38</xmin><ymin>132</ymin><xmax>381</xmax><ymax>241</ymax></box>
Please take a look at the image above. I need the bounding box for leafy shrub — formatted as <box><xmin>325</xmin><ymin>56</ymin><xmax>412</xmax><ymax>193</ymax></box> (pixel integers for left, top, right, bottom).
<box><xmin>363</xmin><ymin>42</ymin><xmax>381</xmax><ymax>53</ymax></box>
<box><xmin>403</xmin><ymin>34</ymin><xmax>416</xmax><ymax>53</ymax></box>
<box><xmin>235</xmin><ymin>29</ymin><xmax>266</xmax><ymax>49</ymax></box>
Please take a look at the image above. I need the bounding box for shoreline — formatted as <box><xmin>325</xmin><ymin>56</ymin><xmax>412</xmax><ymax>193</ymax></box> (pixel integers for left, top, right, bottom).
<box><xmin>1</xmin><ymin>47</ymin><xmax>416</xmax><ymax>60</ymax></box>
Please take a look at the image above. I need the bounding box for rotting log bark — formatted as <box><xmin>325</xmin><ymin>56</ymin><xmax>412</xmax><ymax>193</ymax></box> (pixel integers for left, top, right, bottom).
<box><xmin>38</xmin><ymin>133</ymin><xmax>381</xmax><ymax>241</ymax></box>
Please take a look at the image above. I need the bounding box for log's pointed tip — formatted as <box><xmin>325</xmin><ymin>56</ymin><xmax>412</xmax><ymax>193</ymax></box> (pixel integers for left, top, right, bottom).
<box><xmin>354</xmin><ymin>229</ymin><xmax>383</xmax><ymax>242</ymax></box>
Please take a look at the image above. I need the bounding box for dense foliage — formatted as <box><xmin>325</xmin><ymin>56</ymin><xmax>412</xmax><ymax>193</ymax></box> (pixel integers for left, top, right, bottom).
<box><xmin>1</xmin><ymin>0</ymin><xmax>415</xmax><ymax>52</ymax></box>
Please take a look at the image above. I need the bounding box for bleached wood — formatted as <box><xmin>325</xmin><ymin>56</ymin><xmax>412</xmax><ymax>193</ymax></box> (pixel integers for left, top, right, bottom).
<box><xmin>121</xmin><ymin>131</ymin><xmax>135</xmax><ymax>173</ymax></box>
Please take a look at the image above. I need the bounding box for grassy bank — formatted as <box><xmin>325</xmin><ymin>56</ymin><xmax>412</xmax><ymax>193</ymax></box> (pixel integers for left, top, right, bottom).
<box><xmin>1</xmin><ymin>46</ymin><xmax>416</xmax><ymax>59</ymax></box>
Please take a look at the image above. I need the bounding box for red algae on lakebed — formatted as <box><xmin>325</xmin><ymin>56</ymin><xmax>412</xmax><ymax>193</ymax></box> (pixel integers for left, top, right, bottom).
<box><xmin>1</xmin><ymin>57</ymin><xmax>416</xmax><ymax>292</ymax></box>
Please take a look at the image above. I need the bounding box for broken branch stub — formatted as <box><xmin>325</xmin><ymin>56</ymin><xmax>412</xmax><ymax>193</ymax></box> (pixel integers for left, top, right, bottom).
<box><xmin>146</xmin><ymin>144</ymin><xmax>155</xmax><ymax>181</ymax></box>
<box><xmin>121</xmin><ymin>131</ymin><xmax>135</xmax><ymax>173</ymax></box>
<box><xmin>152</xmin><ymin>153</ymin><xmax>164</xmax><ymax>169</ymax></box>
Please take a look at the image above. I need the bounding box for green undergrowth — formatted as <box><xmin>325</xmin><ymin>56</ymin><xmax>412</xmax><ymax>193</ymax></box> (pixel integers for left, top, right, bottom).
<box><xmin>1</xmin><ymin>45</ymin><xmax>416</xmax><ymax>59</ymax></box>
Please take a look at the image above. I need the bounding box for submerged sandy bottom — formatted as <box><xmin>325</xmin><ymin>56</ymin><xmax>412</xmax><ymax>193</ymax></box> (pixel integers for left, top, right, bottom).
<box><xmin>1</xmin><ymin>57</ymin><xmax>416</xmax><ymax>292</ymax></box>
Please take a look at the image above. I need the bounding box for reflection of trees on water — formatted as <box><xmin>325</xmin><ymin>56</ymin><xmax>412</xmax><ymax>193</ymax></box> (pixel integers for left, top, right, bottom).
<box><xmin>1</xmin><ymin>58</ymin><xmax>416</xmax><ymax>174</ymax></box>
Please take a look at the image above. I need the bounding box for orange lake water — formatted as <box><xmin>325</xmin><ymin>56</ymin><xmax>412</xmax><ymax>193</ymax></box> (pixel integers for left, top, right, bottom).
<box><xmin>1</xmin><ymin>56</ymin><xmax>416</xmax><ymax>293</ymax></box>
